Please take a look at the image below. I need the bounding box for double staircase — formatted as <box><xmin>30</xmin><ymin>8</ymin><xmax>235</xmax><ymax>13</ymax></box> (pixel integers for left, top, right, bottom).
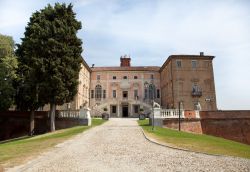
<box><xmin>90</xmin><ymin>99</ymin><xmax>156</xmax><ymax>117</ymax></box>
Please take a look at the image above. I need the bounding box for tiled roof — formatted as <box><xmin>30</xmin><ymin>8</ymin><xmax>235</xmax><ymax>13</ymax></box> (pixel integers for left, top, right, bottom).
<box><xmin>91</xmin><ymin>66</ymin><xmax>160</xmax><ymax>72</ymax></box>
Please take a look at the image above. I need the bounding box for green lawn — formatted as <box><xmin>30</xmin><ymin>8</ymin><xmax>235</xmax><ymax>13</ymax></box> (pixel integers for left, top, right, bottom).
<box><xmin>138</xmin><ymin>119</ymin><xmax>250</xmax><ymax>159</ymax></box>
<box><xmin>0</xmin><ymin>118</ymin><xmax>106</xmax><ymax>167</ymax></box>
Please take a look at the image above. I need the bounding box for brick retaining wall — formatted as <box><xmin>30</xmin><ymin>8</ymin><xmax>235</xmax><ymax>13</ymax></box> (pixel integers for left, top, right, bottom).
<box><xmin>163</xmin><ymin>118</ymin><xmax>202</xmax><ymax>134</ymax></box>
<box><xmin>163</xmin><ymin>110</ymin><xmax>250</xmax><ymax>145</ymax></box>
<box><xmin>0</xmin><ymin>111</ymin><xmax>87</xmax><ymax>141</ymax></box>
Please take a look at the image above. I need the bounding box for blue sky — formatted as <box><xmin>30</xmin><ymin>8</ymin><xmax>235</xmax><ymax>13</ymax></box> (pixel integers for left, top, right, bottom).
<box><xmin>0</xmin><ymin>0</ymin><xmax>250</xmax><ymax>110</ymax></box>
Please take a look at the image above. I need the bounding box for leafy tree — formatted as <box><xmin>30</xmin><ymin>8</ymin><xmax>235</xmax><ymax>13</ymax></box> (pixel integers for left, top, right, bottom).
<box><xmin>0</xmin><ymin>34</ymin><xmax>18</xmax><ymax>111</ymax></box>
<box><xmin>17</xmin><ymin>3</ymin><xmax>83</xmax><ymax>131</ymax></box>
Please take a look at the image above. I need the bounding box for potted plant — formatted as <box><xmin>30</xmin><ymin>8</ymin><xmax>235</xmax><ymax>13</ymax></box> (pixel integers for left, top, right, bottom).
<box><xmin>102</xmin><ymin>107</ymin><xmax>109</xmax><ymax>120</ymax></box>
<box><xmin>139</xmin><ymin>108</ymin><xmax>145</xmax><ymax>120</ymax></box>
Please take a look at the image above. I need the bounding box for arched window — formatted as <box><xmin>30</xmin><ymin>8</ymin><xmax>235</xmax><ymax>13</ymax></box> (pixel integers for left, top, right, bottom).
<box><xmin>95</xmin><ymin>85</ymin><xmax>102</xmax><ymax>99</ymax></box>
<box><xmin>149</xmin><ymin>84</ymin><xmax>156</xmax><ymax>99</ymax></box>
<box><xmin>144</xmin><ymin>82</ymin><xmax>156</xmax><ymax>100</ymax></box>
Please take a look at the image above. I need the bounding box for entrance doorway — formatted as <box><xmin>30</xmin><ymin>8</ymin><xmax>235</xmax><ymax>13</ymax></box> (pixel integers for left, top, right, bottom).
<box><xmin>122</xmin><ymin>105</ymin><xmax>128</xmax><ymax>117</ymax></box>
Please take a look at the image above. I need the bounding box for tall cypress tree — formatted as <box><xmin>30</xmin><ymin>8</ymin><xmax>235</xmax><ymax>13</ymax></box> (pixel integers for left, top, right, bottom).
<box><xmin>17</xmin><ymin>3</ymin><xmax>83</xmax><ymax>131</ymax></box>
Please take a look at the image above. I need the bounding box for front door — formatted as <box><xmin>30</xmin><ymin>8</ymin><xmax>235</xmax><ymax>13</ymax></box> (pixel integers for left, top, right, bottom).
<box><xmin>122</xmin><ymin>105</ymin><xmax>128</xmax><ymax>117</ymax></box>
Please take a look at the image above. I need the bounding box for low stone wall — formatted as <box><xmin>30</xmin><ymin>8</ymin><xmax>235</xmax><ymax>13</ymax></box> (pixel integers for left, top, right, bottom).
<box><xmin>163</xmin><ymin>110</ymin><xmax>250</xmax><ymax>145</ymax></box>
<box><xmin>0</xmin><ymin>111</ymin><xmax>89</xmax><ymax>141</ymax></box>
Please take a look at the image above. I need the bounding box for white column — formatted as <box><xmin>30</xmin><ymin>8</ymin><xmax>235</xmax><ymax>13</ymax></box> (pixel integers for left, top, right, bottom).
<box><xmin>130</xmin><ymin>104</ymin><xmax>133</xmax><ymax>117</ymax></box>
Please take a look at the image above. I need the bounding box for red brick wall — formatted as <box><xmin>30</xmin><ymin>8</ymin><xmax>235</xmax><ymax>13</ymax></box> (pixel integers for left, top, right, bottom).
<box><xmin>163</xmin><ymin>110</ymin><xmax>250</xmax><ymax>145</ymax></box>
<box><xmin>200</xmin><ymin>111</ymin><xmax>250</xmax><ymax>145</ymax></box>
<box><xmin>163</xmin><ymin>119</ymin><xmax>202</xmax><ymax>134</ymax></box>
<box><xmin>184</xmin><ymin>110</ymin><xmax>196</xmax><ymax>118</ymax></box>
<box><xmin>120</xmin><ymin>58</ymin><xmax>131</xmax><ymax>67</ymax></box>
<box><xmin>199</xmin><ymin>110</ymin><xmax>250</xmax><ymax>119</ymax></box>
<box><xmin>0</xmin><ymin>111</ymin><xmax>86</xmax><ymax>141</ymax></box>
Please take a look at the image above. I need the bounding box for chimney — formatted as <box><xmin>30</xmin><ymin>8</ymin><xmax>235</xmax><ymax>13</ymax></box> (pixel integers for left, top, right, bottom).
<box><xmin>200</xmin><ymin>52</ymin><xmax>204</xmax><ymax>56</ymax></box>
<box><xmin>120</xmin><ymin>55</ymin><xmax>131</xmax><ymax>67</ymax></box>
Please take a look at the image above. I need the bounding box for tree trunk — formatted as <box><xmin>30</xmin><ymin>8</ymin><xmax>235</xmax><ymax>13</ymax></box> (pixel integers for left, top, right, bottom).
<box><xmin>50</xmin><ymin>103</ymin><xmax>56</xmax><ymax>132</ymax></box>
<box><xmin>29</xmin><ymin>110</ymin><xmax>35</xmax><ymax>136</ymax></box>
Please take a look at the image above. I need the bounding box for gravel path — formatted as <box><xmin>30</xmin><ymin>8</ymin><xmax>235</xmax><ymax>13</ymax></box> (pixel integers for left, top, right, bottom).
<box><xmin>7</xmin><ymin>118</ymin><xmax>250</xmax><ymax>172</ymax></box>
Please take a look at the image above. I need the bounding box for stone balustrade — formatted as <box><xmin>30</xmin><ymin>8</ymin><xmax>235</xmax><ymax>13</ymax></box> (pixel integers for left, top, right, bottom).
<box><xmin>58</xmin><ymin>109</ymin><xmax>91</xmax><ymax>119</ymax></box>
<box><xmin>58</xmin><ymin>110</ymin><xmax>80</xmax><ymax>118</ymax></box>
<box><xmin>153</xmin><ymin>108</ymin><xmax>185</xmax><ymax>119</ymax></box>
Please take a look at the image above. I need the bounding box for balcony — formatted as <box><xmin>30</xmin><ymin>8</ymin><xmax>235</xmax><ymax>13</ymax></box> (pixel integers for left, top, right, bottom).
<box><xmin>191</xmin><ymin>91</ymin><xmax>202</xmax><ymax>97</ymax></box>
<box><xmin>134</xmin><ymin>96</ymin><xmax>139</xmax><ymax>100</ymax></box>
<box><xmin>122</xmin><ymin>97</ymin><xmax>128</xmax><ymax>101</ymax></box>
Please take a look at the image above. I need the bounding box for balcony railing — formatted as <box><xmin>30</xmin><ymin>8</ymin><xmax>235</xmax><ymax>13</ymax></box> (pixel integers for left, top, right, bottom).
<box><xmin>152</xmin><ymin>109</ymin><xmax>185</xmax><ymax>118</ymax></box>
<box><xmin>122</xmin><ymin>97</ymin><xmax>128</xmax><ymax>101</ymax></box>
<box><xmin>191</xmin><ymin>91</ymin><xmax>202</xmax><ymax>97</ymax></box>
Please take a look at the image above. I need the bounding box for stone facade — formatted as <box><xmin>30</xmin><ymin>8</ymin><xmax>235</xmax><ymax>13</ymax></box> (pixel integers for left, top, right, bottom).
<box><xmin>160</xmin><ymin>53</ymin><xmax>217</xmax><ymax>111</ymax></box>
<box><xmin>90</xmin><ymin>56</ymin><xmax>161</xmax><ymax>117</ymax></box>
<box><xmin>47</xmin><ymin>52</ymin><xmax>217</xmax><ymax>114</ymax></box>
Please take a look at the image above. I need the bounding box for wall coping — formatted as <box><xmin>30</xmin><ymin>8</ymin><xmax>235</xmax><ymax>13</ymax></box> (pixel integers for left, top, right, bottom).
<box><xmin>200</xmin><ymin>110</ymin><xmax>250</xmax><ymax>119</ymax></box>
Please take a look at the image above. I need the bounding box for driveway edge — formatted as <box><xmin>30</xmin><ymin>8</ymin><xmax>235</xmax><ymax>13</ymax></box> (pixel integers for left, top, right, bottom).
<box><xmin>140</xmin><ymin>127</ymin><xmax>223</xmax><ymax>157</ymax></box>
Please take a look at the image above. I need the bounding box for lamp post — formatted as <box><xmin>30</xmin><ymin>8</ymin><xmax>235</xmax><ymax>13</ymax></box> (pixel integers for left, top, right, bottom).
<box><xmin>178</xmin><ymin>101</ymin><xmax>183</xmax><ymax>131</ymax></box>
<box><xmin>178</xmin><ymin>101</ymin><xmax>181</xmax><ymax>131</ymax></box>
<box><xmin>152</xmin><ymin>99</ymin><xmax>155</xmax><ymax>131</ymax></box>
<box><xmin>152</xmin><ymin>84</ymin><xmax>155</xmax><ymax>130</ymax></box>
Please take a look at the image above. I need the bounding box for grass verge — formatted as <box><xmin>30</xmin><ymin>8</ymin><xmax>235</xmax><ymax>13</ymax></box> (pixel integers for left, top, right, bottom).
<box><xmin>138</xmin><ymin>119</ymin><xmax>250</xmax><ymax>159</ymax></box>
<box><xmin>0</xmin><ymin>118</ymin><xmax>106</xmax><ymax>167</ymax></box>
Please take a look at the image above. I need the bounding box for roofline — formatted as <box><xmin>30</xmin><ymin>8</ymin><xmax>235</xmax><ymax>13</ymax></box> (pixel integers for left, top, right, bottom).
<box><xmin>91</xmin><ymin>66</ymin><xmax>160</xmax><ymax>72</ymax></box>
<box><xmin>159</xmin><ymin>55</ymin><xmax>215</xmax><ymax>72</ymax></box>
<box><xmin>81</xmin><ymin>57</ymin><xmax>91</xmax><ymax>72</ymax></box>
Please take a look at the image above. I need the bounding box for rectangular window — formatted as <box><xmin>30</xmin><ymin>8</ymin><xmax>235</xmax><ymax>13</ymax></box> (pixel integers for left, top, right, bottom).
<box><xmin>151</xmin><ymin>74</ymin><xmax>154</xmax><ymax>79</ymax></box>
<box><xmin>123</xmin><ymin>76</ymin><xmax>128</xmax><ymax>79</ymax></box>
<box><xmin>97</xmin><ymin>75</ymin><xmax>100</xmax><ymax>80</ymax></box>
<box><xmin>192</xmin><ymin>60</ymin><xmax>197</xmax><ymax>68</ymax></box>
<box><xmin>103</xmin><ymin>90</ymin><xmax>106</xmax><ymax>99</ymax></box>
<box><xmin>176</xmin><ymin>60</ymin><xmax>182</xmax><ymax>68</ymax></box>
<box><xmin>134</xmin><ymin>90</ymin><xmax>138</xmax><ymax>99</ymax></box>
<box><xmin>134</xmin><ymin>76</ymin><xmax>138</xmax><ymax>79</ymax></box>
<box><xmin>203</xmin><ymin>61</ymin><xmax>209</xmax><ymax>68</ymax></box>
<box><xmin>113</xmin><ymin>90</ymin><xmax>116</xmax><ymax>98</ymax></box>
<box><xmin>134</xmin><ymin>105</ymin><xmax>139</xmax><ymax>113</ymax></box>
<box><xmin>145</xmin><ymin>89</ymin><xmax>148</xmax><ymax>99</ymax></box>
<box><xmin>91</xmin><ymin>90</ymin><xmax>94</xmax><ymax>98</ymax></box>
<box><xmin>112</xmin><ymin>105</ymin><xmax>117</xmax><ymax>113</ymax></box>
<box><xmin>113</xmin><ymin>76</ymin><xmax>116</xmax><ymax>80</ymax></box>
<box><xmin>123</xmin><ymin>91</ymin><xmax>128</xmax><ymax>98</ymax></box>
<box><xmin>157</xmin><ymin>89</ymin><xmax>160</xmax><ymax>98</ymax></box>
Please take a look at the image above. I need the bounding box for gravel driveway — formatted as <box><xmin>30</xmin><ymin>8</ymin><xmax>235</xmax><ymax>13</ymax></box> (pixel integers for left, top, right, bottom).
<box><xmin>7</xmin><ymin>118</ymin><xmax>250</xmax><ymax>172</ymax></box>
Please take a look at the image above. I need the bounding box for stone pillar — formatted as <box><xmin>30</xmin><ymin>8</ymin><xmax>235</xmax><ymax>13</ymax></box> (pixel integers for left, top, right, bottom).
<box><xmin>80</xmin><ymin>108</ymin><xmax>92</xmax><ymax>126</ymax></box>
<box><xmin>130</xmin><ymin>104</ymin><xmax>133</xmax><ymax>117</ymax></box>
<box><xmin>149</xmin><ymin>107</ymin><xmax>162</xmax><ymax>127</ymax></box>
<box><xmin>195</xmin><ymin>110</ymin><xmax>200</xmax><ymax>118</ymax></box>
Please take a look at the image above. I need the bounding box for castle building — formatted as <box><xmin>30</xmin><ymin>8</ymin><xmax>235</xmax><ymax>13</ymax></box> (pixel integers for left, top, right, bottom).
<box><xmin>90</xmin><ymin>56</ymin><xmax>161</xmax><ymax>117</ymax></box>
<box><xmin>56</xmin><ymin>52</ymin><xmax>217</xmax><ymax>116</ymax></box>
<box><xmin>160</xmin><ymin>53</ymin><xmax>217</xmax><ymax>111</ymax></box>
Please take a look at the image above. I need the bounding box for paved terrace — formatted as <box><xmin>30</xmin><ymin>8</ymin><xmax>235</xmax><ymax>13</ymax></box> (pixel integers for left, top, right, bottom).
<box><xmin>7</xmin><ymin>118</ymin><xmax>250</xmax><ymax>172</ymax></box>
